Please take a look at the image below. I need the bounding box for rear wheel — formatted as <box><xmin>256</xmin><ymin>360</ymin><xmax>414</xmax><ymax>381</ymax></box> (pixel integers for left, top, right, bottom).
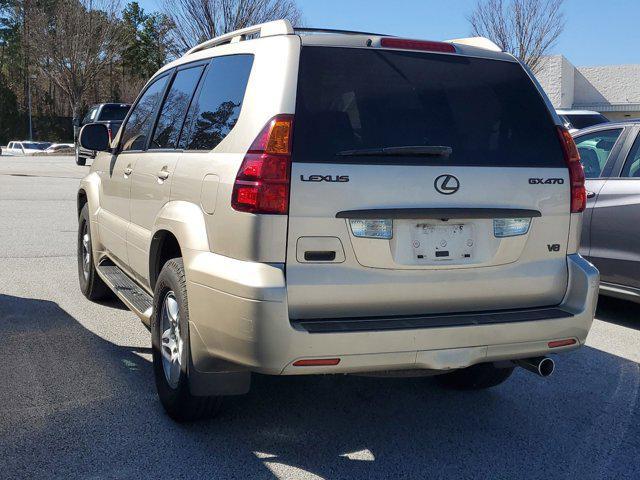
<box><xmin>152</xmin><ymin>258</ymin><xmax>222</xmax><ymax>422</ymax></box>
<box><xmin>75</xmin><ymin>146</ymin><xmax>86</xmax><ymax>166</ymax></box>
<box><xmin>78</xmin><ymin>204</ymin><xmax>110</xmax><ymax>300</ymax></box>
<box><xmin>435</xmin><ymin>363</ymin><xmax>515</xmax><ymax>390</ymax></box>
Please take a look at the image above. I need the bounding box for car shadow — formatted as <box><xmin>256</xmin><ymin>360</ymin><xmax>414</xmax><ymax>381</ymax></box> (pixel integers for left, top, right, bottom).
<box><xmin>1</xmin><ymin>293</ymin><xmax>639</xmax><ymax>479</ymax></box>
<box><xmin>596</xmin><ymin>295</ymin><xmax>640</xmax><ymax>330</ymax></box>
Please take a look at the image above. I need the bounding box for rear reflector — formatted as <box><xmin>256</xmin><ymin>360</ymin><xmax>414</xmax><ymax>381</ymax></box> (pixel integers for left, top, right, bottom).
<box><xmin>232</xmin><ymin>115</ymin><xmax>293</xmax><ymax>214</ymax></box>
<box><xmin>557</xmin><ymin>126</ymin><xmax>586</xmax><ymax>213</ymax></box>
<box><xmin>380</xmin><ymin>37</ymin><xmax>456</xmax><ymax>54</ymax></box>
<box><xmin>548</xmin><ymin>338</ymin><xmax>577</xmax><ymax>348</ymax></box>
<box><xmin>293</xmin><ymin>358</ymin><xmax>341</xmax><ymax>367</ymax></box>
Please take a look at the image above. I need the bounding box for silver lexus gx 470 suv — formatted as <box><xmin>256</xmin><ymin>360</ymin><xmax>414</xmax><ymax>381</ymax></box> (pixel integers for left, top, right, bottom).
<box><xmin>77</xmin><ymin>21</ymin><xmax>599</xmax><ymax>421</ymax></box>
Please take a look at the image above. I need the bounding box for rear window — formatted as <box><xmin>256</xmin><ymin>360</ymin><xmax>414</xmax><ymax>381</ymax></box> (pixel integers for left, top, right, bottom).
<box><xmin>99</xmin><ymin>105</ymin><xmax>130</xmax><ymax>122</ymax></box>
<box><xmin>564</xmin><ymin>114</ymin><xmax>609</xmax><ymax>130</ymax></box>
<box><xmin>293</xmin><ymin>47</ymin><xmax>564</xmax><ymax>167</ymax></box>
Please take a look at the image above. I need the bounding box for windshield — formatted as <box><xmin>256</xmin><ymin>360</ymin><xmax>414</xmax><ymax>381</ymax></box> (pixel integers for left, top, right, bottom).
<box><xmin>293</xmin><ymin>47</ymin><xmax>564</xmax><ymax>167</ymax></box>
<box><xmin>565</xmin><ymin>114</ymin><xmax>609</xmax><ymax>130</ymax></box>
<box><xmin>98</xmin><ymin>104</ymin><xmax>130</xmax><ymax>121</ymax></box>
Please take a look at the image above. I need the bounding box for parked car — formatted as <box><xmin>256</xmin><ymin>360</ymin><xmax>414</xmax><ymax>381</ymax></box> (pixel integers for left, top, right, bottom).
<box><xmin>77</xmin><ymin>20</ymin><xmax>599</xmax><ymax>421</ymax></box>
<box><xmin>4</xmin><ymin>140</ymin><xmax>52</xmax><ymax>155</ymax></box>
<box><xmin>44</xmin><ymin>143</ymin><xmax>75</xmax><ymax>154</ymax></box>
<box><xmin>74</xmin><ymin>103</ymin><xmax>130</xmax><ymax>165</ymax></box>
<box><xmin>573</xmin><ymin>121</ymin><xmax>640</xmax><ymax>303</ymax></box>
<box><xmin>557</xmin><ymin>109</ymin><xmax>609</xmax><ymax>133</ymax></box>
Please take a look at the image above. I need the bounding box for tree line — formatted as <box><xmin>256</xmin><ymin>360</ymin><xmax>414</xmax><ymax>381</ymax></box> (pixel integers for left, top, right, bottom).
<box><xmin>0</xmin><ymin>0</ymin><xmax>300</xmax><ymax>143</ymax></box>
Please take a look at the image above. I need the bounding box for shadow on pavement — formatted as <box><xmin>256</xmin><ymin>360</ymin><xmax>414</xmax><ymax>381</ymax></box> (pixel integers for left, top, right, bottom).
<box><xmin>0</xmin><ymin>293</ymin><xmax>639</xmax><ymax>479</ymax></box>
<box><xmin>596</xmin><ymin>296</ymin><xmax>640</xmax><ymax>330</ymax></box>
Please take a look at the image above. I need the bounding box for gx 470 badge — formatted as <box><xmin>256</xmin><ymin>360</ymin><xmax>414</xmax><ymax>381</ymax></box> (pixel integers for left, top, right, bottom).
<box><xmin>529</xmin><ymin>178</ymin><xmax>565</xmax><ymax>185</ymax></box>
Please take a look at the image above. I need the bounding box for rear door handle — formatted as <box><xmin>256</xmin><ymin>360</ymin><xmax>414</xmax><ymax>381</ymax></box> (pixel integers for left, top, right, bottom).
<box><xmin>123</xmin><ymin>166</ymin><xmax>133</xmax><ymax>176</ymax></box>
<box><xmin>587</xmin><ymin>191</ymin><xmax>596</xmax><ymax>199</ymax></box>
<box><xmin>157</xmin><ymin>169</ymin><xmax>170</xmax><ymax>181</ymax></box>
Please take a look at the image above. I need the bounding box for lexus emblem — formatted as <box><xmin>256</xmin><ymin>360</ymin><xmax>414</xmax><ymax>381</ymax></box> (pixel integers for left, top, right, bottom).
<box><xmin>434</xmin><ymin>174</ymin><xmax>460</xmax><ymax>195</ymax></box>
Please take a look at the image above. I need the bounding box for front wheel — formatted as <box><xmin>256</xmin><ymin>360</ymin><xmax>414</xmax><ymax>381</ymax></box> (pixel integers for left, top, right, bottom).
<box><xmin>435</xmin><ymin>363</ymin><xmax>515</xmax><ymax>390</ymax></box>
<box><xmin>78</xmin><ymin>204</ymin><xmax>110</xmax><ymax>300</ymax></box>
<box><xmin>152</xmin><ymin>258</ymin><xmax>222</xmax><ymax>422</ymax></box>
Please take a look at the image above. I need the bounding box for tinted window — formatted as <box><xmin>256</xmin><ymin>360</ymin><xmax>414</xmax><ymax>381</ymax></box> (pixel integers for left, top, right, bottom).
<box><xmin>99</xmin><ymin>105</ymin><xmax>130</xmax><ymax>122</ymax></box>
<box><xmin>82</xmin><ymin>107</ymin><xmax>98</xmax><ymax>125</ymax></box>
<box><xmin>150</xmin><ymin>66</ymin><xmax>204</xmax><ymax>150</ymax></box>
<box><xmin>565</xmin><ymin>114</ymin><xmax>609</xmax><ymax>130</ymax></box>
<box><xmin>120</xmin><ymin>76</ymin><xmax>169</xmax><ymax>152</ymax></box>
<box><xmin>574</xmin><ymin>129</ymin><xmax>622</xmax><ymax>178</ymax></box>
<box><xmin>621</xmin><ymin>134</ymin><xmax>640</xmax><ymax>178</ymax></box>
<box><xmin>182</xmin><ymin>55</ymin><xmax>254</xmax><ymax>151</ymax></box>
<box><xmin>294</xmin><ymin>47</ymin><xmax>564</xmax><ymax>166</ymax></box>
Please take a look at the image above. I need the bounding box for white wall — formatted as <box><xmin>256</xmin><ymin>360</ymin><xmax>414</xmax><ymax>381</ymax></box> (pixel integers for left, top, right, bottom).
<box><xmin>574</xmin><ymin>64</ymin><xmax>640</xmax><ymax>105</ymax></box>
<box><xmin>536</xmin><ymin>55</ymin><xmax>574</xmax><ymax>108</ymax></box>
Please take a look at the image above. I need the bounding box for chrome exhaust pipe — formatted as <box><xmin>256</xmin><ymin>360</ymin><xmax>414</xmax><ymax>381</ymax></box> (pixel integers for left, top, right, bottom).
<box><xmin>514</xmin><ymin>356</ymin><xmax>555</xmax><ymax>377</ymax></box>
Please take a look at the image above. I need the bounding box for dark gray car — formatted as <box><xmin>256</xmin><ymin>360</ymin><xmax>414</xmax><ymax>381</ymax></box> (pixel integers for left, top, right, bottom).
<box><xmin>574</xmin><ymin>121</ymin><xmax>640</xmax><ymax>303</ymax></box>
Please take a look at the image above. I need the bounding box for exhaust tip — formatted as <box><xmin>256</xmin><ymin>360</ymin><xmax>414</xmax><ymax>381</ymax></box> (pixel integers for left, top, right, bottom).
<box><xmin>537</xmin><ymin>357</ymin><xmax>555</xmax><ymax>377</ymax></box>
<box><xmin>514</xmin><ymin>356</ymin><xmax>555</xmax><ymax>378</ymax></box>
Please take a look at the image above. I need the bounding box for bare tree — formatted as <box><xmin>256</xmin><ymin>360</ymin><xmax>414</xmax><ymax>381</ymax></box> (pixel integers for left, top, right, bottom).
<box><xmin>29</xmin><ymin>0</ymin><xmax>126</xmax><ymax>122</ymax></box>
<box><xmin>468</xmin><ymin>0</ymin><xmax>565</xmax><ymax>73</ymax></box>
<box><xmin>164</xmin><ymin>0</ymin><xmax>302</xmax><ymax>54</ymax></box>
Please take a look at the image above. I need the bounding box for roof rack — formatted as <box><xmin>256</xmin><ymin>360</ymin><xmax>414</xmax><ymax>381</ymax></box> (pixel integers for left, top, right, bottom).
<box><xmin>185</xmin><ymin>19</ymin><xmax>294</xmax><ymax>56</ymax></box>
<box><xmin>445</xmin><ymin>36</ymin><xmax>502</xmax><ymax>52</ymax></box>
<box><xmin>294</xmin><ymin>27</ymin><xmax>392</xmax><ymax>37</ymax></box>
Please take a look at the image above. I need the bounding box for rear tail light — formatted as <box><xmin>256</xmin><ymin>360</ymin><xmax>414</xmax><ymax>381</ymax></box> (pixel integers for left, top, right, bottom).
<box><xmin>557</xmin><ymin>126</ymin><xmax>586</xmax><ymax>213</ymax></box>
<box><xmin>107</xmin><ymin>127</ymin><xmax>113</xmax><ymax>144</ymax></box>
<box><xmin>232</xmin><ymin>115</ymin><xmax>294</xmax><ymax>214</ymax></box>
<box><xmin>380</xmin><ymin>37</ymin><xmax>456</xmax><ymax>54</ymax></box>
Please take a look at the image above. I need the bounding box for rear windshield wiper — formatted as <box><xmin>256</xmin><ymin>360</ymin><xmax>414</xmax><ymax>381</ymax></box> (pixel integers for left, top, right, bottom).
<box><xmin>336</xmin><ymin>145</ymin><xmax>452</xmax><ymax>157</ymax></box>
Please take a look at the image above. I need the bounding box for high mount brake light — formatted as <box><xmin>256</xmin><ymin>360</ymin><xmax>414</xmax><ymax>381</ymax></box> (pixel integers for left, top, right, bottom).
<box><xmin>380</xmin><ymin>37</ymin><xmax>456</xmax><ymax>54</ymax></box>
<box><xmin>557</xmin><ymin>126</ymin><xmax>586</xmax><ymax>213</ymax></box>
<box><xmin>231</xmin><ymin>115</ymin><xmax>294</xmax><ymax>214</ymax></box>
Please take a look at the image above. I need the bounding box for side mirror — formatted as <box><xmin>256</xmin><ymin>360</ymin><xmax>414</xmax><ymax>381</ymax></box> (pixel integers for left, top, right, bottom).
<box><xmin>79</xmin><ymin>123</ymin><xmax>111</xmax><ymax>152</ymax></box>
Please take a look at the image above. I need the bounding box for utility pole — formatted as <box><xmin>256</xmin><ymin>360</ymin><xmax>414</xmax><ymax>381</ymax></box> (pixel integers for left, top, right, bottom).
<box><xmin>27</xmin><ymin>74</ymin><xmax>33</xmax><ymax>140</ymax></box>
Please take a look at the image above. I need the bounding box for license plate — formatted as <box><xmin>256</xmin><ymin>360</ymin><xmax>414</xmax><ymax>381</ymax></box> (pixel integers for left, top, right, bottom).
<box><xmin>411</xmin><ymin>223</ymin><xmax>474</xmax><ymax>261</ymax></box>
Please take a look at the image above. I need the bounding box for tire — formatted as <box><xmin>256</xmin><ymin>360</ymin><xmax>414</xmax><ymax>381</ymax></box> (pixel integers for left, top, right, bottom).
<box><xmin>78</xmin><ymin>204</ymin><xmax>110</xmax><ymax>300</ymax></box>
<box><xmin>152</xmin><ymin>258</ymin><xmax>222</xmax><ymax>422</ymax></box>
<box><xmin>435</xmin><ymin>363</ymin><xmax>515</xmax><ymax>390</ymax></box>
<box><xmin>75</xmin><ymin>146</ymin><xmax>86</xmax><ymax>166</ymax></box>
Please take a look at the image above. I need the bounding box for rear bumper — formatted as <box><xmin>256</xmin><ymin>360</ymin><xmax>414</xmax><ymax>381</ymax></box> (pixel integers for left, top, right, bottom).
<box><xmin>186</xmin><ymin>252</ymin><xmax>599</xmax><ymax>376</ymax></box>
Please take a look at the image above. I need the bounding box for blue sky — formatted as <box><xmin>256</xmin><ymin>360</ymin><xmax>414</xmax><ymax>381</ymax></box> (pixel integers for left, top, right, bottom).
<box><xmin>138</xmin><ymin>0</ymin><xmax>640</xmax><ymax>66</ymax></box>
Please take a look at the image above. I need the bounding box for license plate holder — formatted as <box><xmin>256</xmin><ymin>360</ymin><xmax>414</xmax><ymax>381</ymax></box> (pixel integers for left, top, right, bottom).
<box><xmin>411</xmin><ymin>223</ymin><xmax>474</xmax><ymax>261</ymax></box>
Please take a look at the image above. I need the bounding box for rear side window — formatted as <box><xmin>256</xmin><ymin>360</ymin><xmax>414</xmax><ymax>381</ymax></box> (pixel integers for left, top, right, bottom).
<box><xmin>574</xmin><ymin>129</ymin><xmax>622</xmax><ymax>178</ymax></box>
<box><xmin>181</xmin><ymin>54</ymin><xmax>254</xmax><ymax>151</ymax></box>
<box><xmin>99</xmin><ymin>105</ymin><xmax>130</xmax><ymax>122</ymax></box>
<box><xmin>120</xmin><ymin>75</ymin><xmax>169</xmax><ymax>152</ymax></box>
<box><xmin>621</xmin><ymin>134</ymin><xmax>640</xmax><ymax>178</ymax></box>
<box><xmin>294</xmin><ymin>47</ymin><xmax>564</xmax><ymax>167</ymax></box>
<box><xmin>565</xmin><ymin>114</ymin><xmax>609</xmax><ymax>130</ymax></box>
<box><xmin>150</xmin><ymin>65</ymin><xmax>205</xmax><ymax>150</ymax></box>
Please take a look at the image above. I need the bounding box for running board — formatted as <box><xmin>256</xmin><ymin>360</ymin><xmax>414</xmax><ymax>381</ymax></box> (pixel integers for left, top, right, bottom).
<box><xmin>97</xmin><ymin>264</ymin><xmax>153</xmax><ymax>325</ymax></box>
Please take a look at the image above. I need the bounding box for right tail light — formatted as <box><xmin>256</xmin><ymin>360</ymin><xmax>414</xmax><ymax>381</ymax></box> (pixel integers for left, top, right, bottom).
<box><xmin>557</xmin><ymin>126</ymin><xmax>586</xmax><ymax>213</ymax></box>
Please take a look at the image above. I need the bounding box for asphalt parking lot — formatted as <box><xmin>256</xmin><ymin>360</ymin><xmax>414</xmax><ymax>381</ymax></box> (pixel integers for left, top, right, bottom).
<box><xmin>0</xmin><ymin>155</ymin><xmax>639</xmax><ymax>479</ymax></box>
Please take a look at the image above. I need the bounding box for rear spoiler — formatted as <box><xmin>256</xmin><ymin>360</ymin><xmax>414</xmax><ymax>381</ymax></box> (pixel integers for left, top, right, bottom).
<box><xmin>446</xmin><ymin>36</ymin><xmax>502</xmax><ymax>52</ymax></box>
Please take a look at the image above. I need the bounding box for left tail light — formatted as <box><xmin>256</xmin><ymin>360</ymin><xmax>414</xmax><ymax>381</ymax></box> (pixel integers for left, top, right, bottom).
<box><xmin>231</xmin><ymin>115</ymin><xmax>294</xmax><ymax>214</ymax></box>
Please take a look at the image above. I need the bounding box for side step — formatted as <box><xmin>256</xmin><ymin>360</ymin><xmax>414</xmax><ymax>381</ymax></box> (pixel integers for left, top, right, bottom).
<box><xmin>97</xmin><ymin>263</ymin><xmax>153</xmax><ymax>325</ymax></box>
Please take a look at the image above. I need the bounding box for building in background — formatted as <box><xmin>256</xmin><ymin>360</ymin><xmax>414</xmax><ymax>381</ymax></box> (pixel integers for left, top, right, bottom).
<box><xmin>536</xmin><ymin>55</ymin><xmax>640</xmax><ymax>121</ymax></box>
